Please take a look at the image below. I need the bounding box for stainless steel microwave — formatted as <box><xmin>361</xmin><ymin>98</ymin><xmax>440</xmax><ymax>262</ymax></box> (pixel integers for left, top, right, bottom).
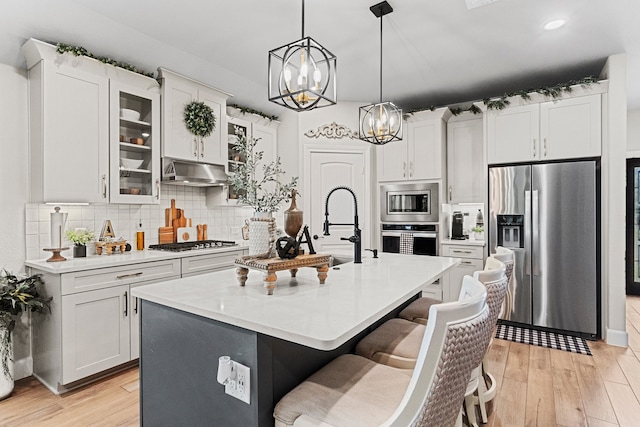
<box><xmin>380</xmin><ymin>182</ymin><xmax>439</xmax><ymax>223</ymax></box>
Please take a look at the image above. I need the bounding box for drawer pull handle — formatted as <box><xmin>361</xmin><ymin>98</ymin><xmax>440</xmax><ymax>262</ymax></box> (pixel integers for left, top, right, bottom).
<box><xmin>116</xmin><ymin>272</ymin><xmax>144</xmax><ymax>280</ymax></box>
<box><xmin>461</xmin><ymin>261</ymin><xmax>474</xmax><ymax>265</ymax></box>
<box><xmin>452</xmin><ymin>250</ymin><xmax>472</xmax><ymax>254</ymax></box>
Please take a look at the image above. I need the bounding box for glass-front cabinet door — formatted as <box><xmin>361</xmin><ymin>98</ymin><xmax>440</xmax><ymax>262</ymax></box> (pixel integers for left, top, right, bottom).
<box><xmin>109</xmin><ymin>81</ymin><xmax>160</xmax><ymax>204</ymax></box>
<box><xmin>627</xmin><ymin>158</ymin><xmax>640</xmax><ymax>295</ymax></box>
<box><xmin>226</xmin><ymin>116</ymin><xmax>249</xmax><ymax>202</ymax></box>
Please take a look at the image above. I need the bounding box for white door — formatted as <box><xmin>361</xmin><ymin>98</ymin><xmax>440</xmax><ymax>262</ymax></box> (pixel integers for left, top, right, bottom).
<box><xmin>304</xmin><ymin>147</ymin><xmax>368</xmax><ymax>255</ymax></box>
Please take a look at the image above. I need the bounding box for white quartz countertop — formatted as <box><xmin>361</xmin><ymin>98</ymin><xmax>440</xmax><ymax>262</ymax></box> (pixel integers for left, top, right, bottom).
<box><xmin>441</xmin><ymin>238</ymin><xmax>486</xmax><ymax>247</ymax></box>
<box><xmin>25</xmin><ymin>244</ymin><xmax>247</xmax><ymax>274</ymax></box>
<box><xmin>132</xmin><ymin>253</ymin><xmax>460</xmax><ymax>351</ymax></box>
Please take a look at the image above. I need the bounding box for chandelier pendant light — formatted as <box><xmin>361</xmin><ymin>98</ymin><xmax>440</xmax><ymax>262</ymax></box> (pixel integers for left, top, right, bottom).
<box><xmin>268</xmin><ymin>0</ymin><xmax>337</xmax><ymax>111</ymax></box>
<box><xmin>359</xmin><ymin>1</ymin><xmax>402</xmax><ymax>145</ymax></box>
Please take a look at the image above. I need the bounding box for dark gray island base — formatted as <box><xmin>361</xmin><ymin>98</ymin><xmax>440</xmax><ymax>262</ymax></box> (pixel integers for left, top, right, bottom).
<box><xmin>139</xmin><ymin>299</ymin><xmax>408</xmax><ymax>427</ymax></box>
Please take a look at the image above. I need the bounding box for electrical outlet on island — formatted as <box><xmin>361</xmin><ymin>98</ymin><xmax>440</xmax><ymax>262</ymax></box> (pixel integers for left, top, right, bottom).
<box><xmin>225</xmin><ymin>362</ymin><xmax>250</xmax><ymax>404</ymax></box>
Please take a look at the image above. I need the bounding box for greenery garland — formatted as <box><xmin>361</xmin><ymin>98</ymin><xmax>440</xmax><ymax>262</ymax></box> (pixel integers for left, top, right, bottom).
<box><xmin>55</xmin><ymin>43</ymin><xmax>154</xmax><ymax>78</ymax></box>
<box><xmin>228</xmin><ymin>104</ymin><xmax>278</xmax><ymax>122</ymax></box>
<box><xmin>184</xmin><ymin>101</ymin><xmax>217</xmax><ymax>137</ymax></box>
<box><xmin>405</xmin><ymin>76</ymin><xmax>599</xmax><ymax>118</ymax></box>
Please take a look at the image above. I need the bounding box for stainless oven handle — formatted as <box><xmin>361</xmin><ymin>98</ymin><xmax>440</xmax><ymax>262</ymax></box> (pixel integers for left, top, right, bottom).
<box><xmin>381</xmin><ymin>231</ymin><xmax>404</xmax><ymax>237</ymax></box>
<box><xmin>412</xmin><ymin>232</ymin><xmax>437</xmax><ymax>238</ymax></box>
<box><xmin>381</xmin><ymin>232</ymin><xmax>437</xmax><ymax>238</ymax></box>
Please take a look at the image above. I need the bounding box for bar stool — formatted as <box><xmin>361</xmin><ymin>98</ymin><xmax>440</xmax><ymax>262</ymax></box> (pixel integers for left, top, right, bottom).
<box><xmin>273</xmin><ymin>276</ymin><xmax>490</xmax><ymax>427</ymax></box>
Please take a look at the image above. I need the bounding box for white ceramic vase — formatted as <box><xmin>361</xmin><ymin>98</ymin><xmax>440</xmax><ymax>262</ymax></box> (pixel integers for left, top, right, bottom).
<box><xmin>0</xmin><ymin>326</ymin><xmax>13</xmax><ymax>400</ymax></box>
<box><xmin>249</xmin><ymin>212</ymin><xmax>274</xmax><ymax>256</ymax></box>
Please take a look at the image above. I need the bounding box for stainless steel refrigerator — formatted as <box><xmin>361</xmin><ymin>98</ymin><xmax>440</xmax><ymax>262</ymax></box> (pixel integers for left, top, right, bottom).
<box><xmin>489</xmin><ymin>160</ymin><xmax>599</xmax><ymax>338</ymax></box>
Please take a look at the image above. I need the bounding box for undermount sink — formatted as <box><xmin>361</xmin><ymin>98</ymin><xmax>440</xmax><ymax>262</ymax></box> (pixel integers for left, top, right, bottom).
<box><xmin>329</xmin><ymin>255</ymin><xmax>354</xmax><ymax>267</ymax></box>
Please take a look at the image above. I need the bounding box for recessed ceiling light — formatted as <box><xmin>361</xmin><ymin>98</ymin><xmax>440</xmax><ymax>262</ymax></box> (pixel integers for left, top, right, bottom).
<box><xmin>544</xmin><ymin>19</ymin><xmax>566</xmax><ymax>30</ymax></box>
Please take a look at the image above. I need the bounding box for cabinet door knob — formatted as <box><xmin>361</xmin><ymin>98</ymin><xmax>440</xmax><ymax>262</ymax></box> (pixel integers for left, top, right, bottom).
<box><xmin>409</xmin><ymin>161</ymin><xmax>413</xmax><ymax>177</ymax></box>
<box><xmin>533</xmin><ymin>138</ymin><xmax>537</xmax><ymax>158</ymax></box>
<box><xmin>543</xmin><ymin>137</ymin><xmax>547</xmax><ymax>157</ymax></box>
<box><xmin>194</xmin><ymin>137</ymin><xmax>198</xmax><ymax>157</ymax></box>
<box><xmin>403</xmin><ymin>162</ymin><xmax>406</xmax><ymax>178</ymax></box>
<box><xmin>449</xmin><ymin>185</ymin><xmax>452</xmax><ymax>202</ymax></box>
<box><xmin>102</xmin><ymin>174</ymin><xmax>107</xmax><ymax>199</ymax></box>
<box><xmin>200</xmin><ymin>138</ymin><xmax>205</xmax><ymax>158</ymax></box>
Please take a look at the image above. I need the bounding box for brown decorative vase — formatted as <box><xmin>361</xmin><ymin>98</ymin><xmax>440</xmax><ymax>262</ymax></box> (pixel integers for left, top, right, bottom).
<box><xmin>283</xmin><ymin>189</ymin><xmax>303</xmax><ymax>238</ymax></box>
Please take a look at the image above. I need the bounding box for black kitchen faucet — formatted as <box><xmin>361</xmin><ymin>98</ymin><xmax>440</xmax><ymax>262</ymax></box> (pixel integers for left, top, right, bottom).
<box><xmin>323</xmin><ymin>186</ymin><xmax>362</xmax><ymax>264</ymax></box>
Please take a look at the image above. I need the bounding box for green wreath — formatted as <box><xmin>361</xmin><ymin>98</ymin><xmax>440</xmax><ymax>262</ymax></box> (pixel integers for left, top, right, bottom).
<box><xmin>184</xmin><ymin>101</ymin><xmax>216</xmax><ymax>137</ymax></box>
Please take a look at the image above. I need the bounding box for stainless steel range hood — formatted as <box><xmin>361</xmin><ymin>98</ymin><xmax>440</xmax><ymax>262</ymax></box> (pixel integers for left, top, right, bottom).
<box><xmin>161</xmin><ymin>158</ymin><xmax>229</xmax><ymax>186</ymax></box>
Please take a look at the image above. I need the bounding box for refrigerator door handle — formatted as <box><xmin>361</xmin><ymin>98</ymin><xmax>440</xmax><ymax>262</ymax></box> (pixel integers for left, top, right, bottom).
<box><xmin>532</xmin><ymin>189</ymin><xmax>540</xmax><ymax>276</ymax></box>
<box><xmin>524</xmin><ymin>190</ymin><xmax>532</xmax><ymax>276</ymax></box>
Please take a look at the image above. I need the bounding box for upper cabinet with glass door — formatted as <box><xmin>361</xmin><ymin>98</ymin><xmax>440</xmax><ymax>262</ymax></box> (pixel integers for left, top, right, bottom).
<box><xmin>109</xmin><ymin>81</ymin><xmax>161</xmax><ymax>204</ymax></box>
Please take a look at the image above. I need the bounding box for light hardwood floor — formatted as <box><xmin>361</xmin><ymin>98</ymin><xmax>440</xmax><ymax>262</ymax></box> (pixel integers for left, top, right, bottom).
<box><xmin>1</xmin><ymin>295</ymin><xmax>640</xmax><ymax>426</ymax></box>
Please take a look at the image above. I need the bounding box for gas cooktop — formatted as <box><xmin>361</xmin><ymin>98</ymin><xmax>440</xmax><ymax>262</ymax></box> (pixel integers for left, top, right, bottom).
<box><xmin>148</xmin><ymin>240</ymin><xmax>238</xmax><ymax>252</ymax></box>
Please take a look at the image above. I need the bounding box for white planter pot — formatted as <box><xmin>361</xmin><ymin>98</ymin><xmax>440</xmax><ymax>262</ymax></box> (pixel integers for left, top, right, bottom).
<box><xmin>249</xmin><ymin>212</ymin><xmax>275</xmax><ymax>256</ymax></box>
<box><xmin>0</xmin><ymin>326</ymin><xmax>14</xmax><ymax>400</ymax></box>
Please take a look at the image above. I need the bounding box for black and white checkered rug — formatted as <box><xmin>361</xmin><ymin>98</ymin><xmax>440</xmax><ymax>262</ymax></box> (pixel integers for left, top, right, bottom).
<box><xmin>495</xmin><ymin>323</ymin><xmax>592</xmax><ymax>356</ymax></box>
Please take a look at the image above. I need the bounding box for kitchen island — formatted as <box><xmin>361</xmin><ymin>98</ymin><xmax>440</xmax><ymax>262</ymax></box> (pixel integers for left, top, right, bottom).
<box><xmin>132</xmin><ymin>253</ymin><xmax>459</xmax><ymax>427</ymax></box>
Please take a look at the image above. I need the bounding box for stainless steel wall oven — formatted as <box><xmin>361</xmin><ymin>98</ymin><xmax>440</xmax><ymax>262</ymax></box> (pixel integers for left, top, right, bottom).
<box><xmin>381</xmin><ymin>224</ymin><xmax>439</xmax><ymax>256</ymax></box>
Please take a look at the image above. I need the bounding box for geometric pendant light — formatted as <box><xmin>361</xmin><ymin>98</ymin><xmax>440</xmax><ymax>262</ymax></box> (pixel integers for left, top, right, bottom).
<box><xmin>359</xmin><ymin>1</ymin><xmax>402</xmax><ymax>144</ymax></box>
<box><xmin>268</xmin><ymin>0</ymin><xmax>337</xmax><ymax>111</ymax></box>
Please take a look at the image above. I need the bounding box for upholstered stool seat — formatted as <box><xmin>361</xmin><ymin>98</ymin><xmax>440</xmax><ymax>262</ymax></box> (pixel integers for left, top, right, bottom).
<box><xmin>355</xmin><ymin>318</ymin><xmax>426</xmax><ymax>369</ymax></box>
<box><xmin>397</xmin><ymin>297</ymin><xmax>440</xmax><ymax>325</ymax></box>
<box><xmin>274</xmin><ymin>354</ymin><xmax>411</xmax><ymax>427</ymax></box>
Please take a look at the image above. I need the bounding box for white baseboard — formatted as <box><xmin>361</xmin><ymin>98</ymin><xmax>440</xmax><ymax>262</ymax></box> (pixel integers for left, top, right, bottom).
<box><xmin>13</xmin><ymin>356</ymin><xmax>33</xmax><ymax>380</ymax></box>
<box><xmin>605</xmin><ymin>328</ymin><xmax>629</xmax><ymax>347</ymax></box>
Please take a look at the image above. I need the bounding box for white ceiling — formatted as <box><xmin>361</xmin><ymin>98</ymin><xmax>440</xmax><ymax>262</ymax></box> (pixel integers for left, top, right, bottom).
<box><xmin>1</xmin><ymin>0</ymin><xmax>638</xmax><ymax>118</ymax></box>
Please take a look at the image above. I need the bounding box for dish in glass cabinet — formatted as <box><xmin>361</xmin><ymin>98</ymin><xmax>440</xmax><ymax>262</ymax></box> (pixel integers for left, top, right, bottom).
<box><xmin>120</xmin><ymin>158</ymin><xmax>144</xmax><ymax>169</ymax></box>
<box><xmin>120</xmin><ymin>108</ymin><xmax>140</xmax><ymax>121</ymax></box>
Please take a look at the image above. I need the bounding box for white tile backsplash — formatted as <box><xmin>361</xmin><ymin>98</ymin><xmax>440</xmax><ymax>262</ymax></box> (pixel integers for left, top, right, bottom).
<box><xmin>25</xmin><ymin>185</ymin><xmax>256</xmax><ymax>260</ymax></box>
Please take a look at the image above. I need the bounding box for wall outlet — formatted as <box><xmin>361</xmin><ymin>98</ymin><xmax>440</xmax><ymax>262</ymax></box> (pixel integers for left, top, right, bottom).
<box><xmin>225</xmin><ymin>361</ymin><xmax>250</xmax><ymax>404</ymax></box>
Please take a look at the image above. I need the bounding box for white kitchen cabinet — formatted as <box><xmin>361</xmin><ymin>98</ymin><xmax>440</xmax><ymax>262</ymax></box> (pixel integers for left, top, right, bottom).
<box><xmin>377</xmin><ymin>108</ymin><xmax>450</xmax><ymax>182</ymax></box>
<box><xmin>30</xmin><ymin>259</ymin><xmax>181</xmax><ymax>393</ymax></box>
<box><xmin>487</xmin><ymin>94</ymin><xmax>601</xmax><ymax>164</ymax></box>
<box><xmin>109</xmin><ymin>80</ymin><xmax>161</xmax><ymax>204</ymax></box>
<box><xmin>446</xmin><ymin>115</ymin><xmax>484</xmax><ymax>203</ymax></box>
<box><xmin>61</xmin><ymin>284</ymin><xmax>130</xmax><ymax>384</ymax></box>
<box><xmin>158</xmin><ymin>68</ymin><xmax>230</xmax><ymax>165</ymax></box>
<box><xmin>441</xmin><ymin>243</ymin><xmax>485</xmax><ymax>301</ymax></box>
<box><xmin>23</xmin><ymin>40</ymin><xmax>110</xmax><ymax>203</ymax></box>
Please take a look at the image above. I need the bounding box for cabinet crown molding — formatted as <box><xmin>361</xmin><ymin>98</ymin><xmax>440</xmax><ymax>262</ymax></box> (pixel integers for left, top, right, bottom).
<box><xmin>21</xmin><ymin>38</ymin><xmax>159</xmax><ymax>89</ymax></box>
<box><xmin>404</xmin><ymin>107</ymin><xmax>452</xmax><ymax>123</ymax></box>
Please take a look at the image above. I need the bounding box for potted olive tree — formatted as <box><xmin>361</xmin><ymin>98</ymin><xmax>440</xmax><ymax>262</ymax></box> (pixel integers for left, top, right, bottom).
<box><xmin>228</xmin><ymin>126</ymin><xmax>297</xmax><ymax>256</ymax></box>
<box><xmin>1</xmin><ymin>270</ymin><xmax>51</xmax><ymax>399</ymax></box>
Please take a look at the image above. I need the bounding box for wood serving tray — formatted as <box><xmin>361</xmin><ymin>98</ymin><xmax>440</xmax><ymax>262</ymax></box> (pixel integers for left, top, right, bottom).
<box><xmin>235</xmin><ymin>254</ymin><xmax>331</xmax><ymax>295</ymax></box>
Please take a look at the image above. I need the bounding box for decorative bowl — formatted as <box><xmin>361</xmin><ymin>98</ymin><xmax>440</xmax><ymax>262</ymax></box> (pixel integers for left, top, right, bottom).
<box><xmin>120</xmin><ymin>108</ymin><xmax>140</xmax><ymax>121</ymax></box>
<box><xmin>120</xmin><ymin>158</ymin><xmax>144</xmax><ymax>169</ymax></box>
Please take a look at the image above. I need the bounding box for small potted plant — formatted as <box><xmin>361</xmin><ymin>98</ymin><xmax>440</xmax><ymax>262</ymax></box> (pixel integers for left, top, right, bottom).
<box><xmin>65</xmin><ymin>228</ymin><xmax>95</xmax><ymax>258</ymax></box>
<box><xmin>472</xmin><ymin>226</ymin><xmax>484</xmax><ymax>241</ymax></box>
<box><xmin>1</xmin><ymin>270</ymin><xmax>51</xmax><ymax>399</ymax></box>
